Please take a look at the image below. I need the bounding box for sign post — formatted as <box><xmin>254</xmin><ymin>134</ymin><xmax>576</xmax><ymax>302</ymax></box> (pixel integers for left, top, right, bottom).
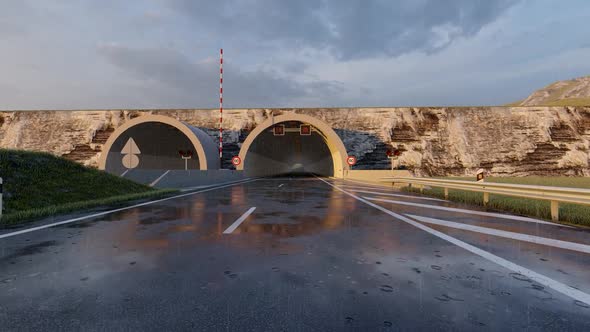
<box><xmin>232</xmin><ymin>156</ymin><xmax>241</xmax><ymax>169</ymax></box>
<box><xmin>386</xmin><ymin>149</ymin><xmax>401</xmax><ymax>171</ymax></box>
<box><xmin>476</xmin><ymin>168</ymin><xmax>488</xmax><ymax>206</ymax></box>
<box><xmin>179</xmin><ymin>150</ymin><xmax>193</xmax><ymax>170</ymax></box>
<box><xmin>347</xmin><ymin>156</ymin><xmax>357</xmax><ymax>170</ymax></box>
<box><xmin>219</xmin><ymin>48</ymin><xmax>223</xmax><ymax>162</ymax></box>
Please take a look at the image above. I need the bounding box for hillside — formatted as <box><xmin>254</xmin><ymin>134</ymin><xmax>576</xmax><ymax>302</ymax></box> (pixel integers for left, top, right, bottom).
<box><xmin>0</xmin><ymin>149</ymin><xmax>168</xmax><ymax>223</ymax></box>
<box><xmin>514</xmin><ymin>76</ymin><xmax>590</xmax><ymax>106</ymax></box>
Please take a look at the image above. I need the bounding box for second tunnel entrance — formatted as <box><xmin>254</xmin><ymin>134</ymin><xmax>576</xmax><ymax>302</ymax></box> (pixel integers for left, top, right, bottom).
<box><xmin>237</xmin><ymin>113</ymin><xmax>349</xmax><ymax>178</ymax></box>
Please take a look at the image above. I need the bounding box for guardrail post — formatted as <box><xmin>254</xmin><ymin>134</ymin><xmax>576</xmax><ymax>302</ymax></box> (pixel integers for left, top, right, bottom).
<box><xmin>444</xmin><ymin>187</ymin><xmax>449</xmax><ymax>200</ymax></box>
<box><xmin>419</xmin><ymin>184</ymin><xmax>424</xmax><ymax>194</ymax></box>
<box><xmin>483</xmin><ymin>192</ymin><xmax>489</xmax><ymax>207</ymax></box>
<box><xmin>550</xmin><ymin>201</ymin><xmax>559</xmax><ymax>222</ymax></box>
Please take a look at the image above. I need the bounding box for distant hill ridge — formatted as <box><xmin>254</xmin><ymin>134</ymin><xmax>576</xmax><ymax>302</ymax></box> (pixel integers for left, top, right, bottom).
<box><xmin>511</xmin><ymin>75</ymin><xmax>590</xmax><ymax>106</ymax></box>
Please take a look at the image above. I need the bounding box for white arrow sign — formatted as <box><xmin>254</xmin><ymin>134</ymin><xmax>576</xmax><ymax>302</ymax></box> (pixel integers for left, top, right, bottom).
<box><xmin>121</xmin><ymin>137</ymin><xmax>141</xmax><ymax>169</ymax></box>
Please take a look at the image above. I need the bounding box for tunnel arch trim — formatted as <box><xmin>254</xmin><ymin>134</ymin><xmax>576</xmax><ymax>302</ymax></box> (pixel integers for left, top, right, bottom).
<box><xmin>237</xmin><ymin>113</ymin><xmax>349</xmax><ymax>177</ymax></box>
<box><xmin>98</xmin><ymin>115</ymin><xmax>219</xmax><ymax>170</ymax></box>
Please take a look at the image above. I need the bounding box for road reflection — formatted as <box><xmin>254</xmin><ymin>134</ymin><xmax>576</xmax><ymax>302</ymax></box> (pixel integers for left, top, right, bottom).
<box><xmin>238</xmin><ymin>182</ymin><xmax>356</xmax><ymax>236</ymax></box>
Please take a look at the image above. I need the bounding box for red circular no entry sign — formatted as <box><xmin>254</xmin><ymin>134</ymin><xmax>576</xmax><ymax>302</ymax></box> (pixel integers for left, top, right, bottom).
<box><xmin>232</xmin><ymin>156</ymin><xmax>242</xmax><ymax>166</ymax></box>
<box><xmin>347</xmin><ymin>156</ymin><xmax>357</xmax><ymax>166</ymax></box>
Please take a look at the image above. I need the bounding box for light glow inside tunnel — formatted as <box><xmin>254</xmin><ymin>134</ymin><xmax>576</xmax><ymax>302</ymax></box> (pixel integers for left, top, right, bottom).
<box><xmin>245</xmin><ymin>121</ymin><xmax>332</xmax><ymax>177</ymax></box>
<box><xmin>241</xmin><ymin>120</ymin><xmax>344</xmax><ymax>177</ymax></box>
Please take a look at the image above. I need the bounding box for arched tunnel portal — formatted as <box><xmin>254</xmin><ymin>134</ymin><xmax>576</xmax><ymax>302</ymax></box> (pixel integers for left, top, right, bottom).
<box><xmin>237</xmin><ymin>114</ymin><xmax>349</xmax><ymax>178</ymax></box>
<box><xmin>98</xmin><ymin>115</ymin><xmax>219</xmax><ymax>175</ymax></box>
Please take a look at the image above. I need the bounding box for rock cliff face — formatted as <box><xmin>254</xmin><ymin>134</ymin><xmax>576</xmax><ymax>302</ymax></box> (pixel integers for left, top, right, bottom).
<box><xmin>2</xmin><ymin>107</ymin><xmax>590</xmax><ymax>176</ymax></box>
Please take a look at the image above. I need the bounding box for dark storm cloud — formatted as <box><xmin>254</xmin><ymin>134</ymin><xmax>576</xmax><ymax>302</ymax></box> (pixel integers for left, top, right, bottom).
<box><xmin>169</xmin><ymin>0</ymin><xmax>519</xmax><ymax>60</ymax></box>
<box><xmin>98</xmin><ymin>43</ymin><xmax>341</xmax><ymax>107</ymax></box>
<box><xmin>4</xmin><ymin>0</ymin><xmax>589</xmax><ymax>109</ymax></box>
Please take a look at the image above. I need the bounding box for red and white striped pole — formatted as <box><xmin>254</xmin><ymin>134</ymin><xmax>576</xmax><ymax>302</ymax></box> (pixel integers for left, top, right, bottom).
<box><xmin>219</xmin><ymin>48</ymin><xmax>223</xmax><ymax>161</ymax></box>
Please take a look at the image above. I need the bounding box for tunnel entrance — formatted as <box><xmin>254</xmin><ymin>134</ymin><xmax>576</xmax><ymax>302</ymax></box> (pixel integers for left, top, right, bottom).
<box><xmin>103</xmin><ymin>122</ymin><xmax>199</xmax><ymax>174</ymax></box>
<box><xmin>237</xmin><ymin>113</ymin><xmax>349</xmax><ymax>178</ymax></box>
<box><xmin>245</xmin><ymin>121</ymin><xmax>334</xmax><ymax>177</ymax></box>
<box><xmin>99</xmin><ymin>115</ymin><xmax>219</xmax><ymax>175</ymax></box>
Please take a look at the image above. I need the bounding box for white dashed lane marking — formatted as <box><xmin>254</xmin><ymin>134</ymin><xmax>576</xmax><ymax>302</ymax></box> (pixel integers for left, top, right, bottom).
<box><xmin>223</xmin><ymin>207</ymin><xmax>257</xmax><ymax>234</ymax></box>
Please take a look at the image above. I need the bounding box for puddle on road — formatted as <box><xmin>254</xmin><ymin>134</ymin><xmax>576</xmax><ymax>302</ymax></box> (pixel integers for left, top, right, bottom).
<box><xmin>380</xmin><ymin>285</ymin><xmax>394</xmax><ymax>293</ymax></box>
<box><xmin>66</xmin><ymin>222</ymin><xmax>94</xmax><ymax>228</ymax></box>
<box><xmin>3</xmin><ymin>240</ymin><xmax>59</xmax><ymax>259</ymax></box>
<box><xmin>435</xmin><ymin>293</ymin><xmax>465</xmax><ymax>302</ymax></box>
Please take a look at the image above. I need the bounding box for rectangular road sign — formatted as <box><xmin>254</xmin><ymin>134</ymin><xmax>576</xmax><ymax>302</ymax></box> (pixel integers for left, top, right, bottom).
<box><xmin>273</xmin><ymin>124</ymin><xmax>285</xmax><ymax>136</ymax></box>
<box><xmin>300</xmin><ymin>124</ymin><xmax>311</xmax><ymax>136</ymax></box>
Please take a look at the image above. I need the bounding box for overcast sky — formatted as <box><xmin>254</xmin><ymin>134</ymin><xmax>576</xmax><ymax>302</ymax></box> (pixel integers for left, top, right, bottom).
<box><xmin>1</xmin><ymin>0</ymin><xmax>590</xmax><ymax>109</ymax></box>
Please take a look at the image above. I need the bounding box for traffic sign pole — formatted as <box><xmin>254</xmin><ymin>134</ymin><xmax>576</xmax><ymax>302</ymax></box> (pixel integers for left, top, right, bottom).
<box><xmin>386</xmin><ymin>149</ymin><xmax>401</xmax><ymax>171</ymax></box>
<box><xmin>346</xmin><ymin>156</ymin><xmax>357</xmax><ymax>170</ymax></box>
<box><xmin>219</xmin><ymin>49</ymin><xmax>223</xmax><ymax>162</ymax></box>
<box><xmin>179</xmin><ymin>150</ymin><xmax>193</xmax><ymax>170</ymax></box>
<box><xmin>231</xmin><ymin>156</ymin><xmax>241</xmax><ymax>169</ymax></box>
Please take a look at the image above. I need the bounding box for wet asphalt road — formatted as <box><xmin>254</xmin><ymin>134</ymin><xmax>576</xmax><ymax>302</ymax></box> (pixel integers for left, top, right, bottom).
<box><xmin>1</xmin><ymin>177</ymin><xmax>590</xmax><ymax>331</ymax></box>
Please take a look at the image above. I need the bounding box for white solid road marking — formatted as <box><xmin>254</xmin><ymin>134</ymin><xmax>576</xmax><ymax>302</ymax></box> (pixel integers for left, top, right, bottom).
<box><xmin>149</xmin><ymin>170</ymin><xmax>170</xmax><ymax>187</ymax></box>
<box><xmin>179</xmin><ymin>178</ymin><xmax>255</xmax><ymax>192</ymax></box>
<box><xmin>342</xmin><ymin>179</ymin><xmax>395</xmax><ymax>189</ymax></box>
<box><xmin>407</xmin><ymin>214</ymin><xmax>590</xmax><ymax>254</ymax></box>
<box><xmin>347</xmin><ymin>189</ymin><xmax>447</xmax><ymax>202</ymax></box>
<box><xmin>223</xmin><ymin>207</ymin><xmax>257</xmax><ymax>234</ymax></box>
<box><xmin>364</xmin><ymin>196</ymin><xmax>565</xmax><ymax>227</ymax></box>
<box><xmin>339</xmin><ymin>184</ymin><xmax>397</xmax><ymax>191</ymax></box>
<box><xmin>317</xmin><ymin>177</ymin><xmax>590</xmax><ymax>306</ymax></box>
<box><xmin>0</xmin><ymin>178</ymin><xmax>258</xmax><ymax>240</ymax></box>
<box><xmin>121</xmin><ymin>169</ymin><xmax>130</xmax><ymax>177</ymax></box>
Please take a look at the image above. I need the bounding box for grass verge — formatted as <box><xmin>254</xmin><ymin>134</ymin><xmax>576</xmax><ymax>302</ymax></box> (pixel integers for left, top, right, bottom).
<box><xmin>1</xmin><ymin>149</ymin><xmax>155</xmax><ymax>212</ymax></box>
<box><xmin>401</xmin><ymin>177</ymin><xmax>590</xmax><ymax>227</ymax></box>
<box><xmin>0</xmin><ymin>149</ymin><xmax>179</xmax><ymax>226</ymax></box>
<box><xmin>0</xmin><ymin>188</ymin><xmax>177</xmax><ymax>226</ymax></box>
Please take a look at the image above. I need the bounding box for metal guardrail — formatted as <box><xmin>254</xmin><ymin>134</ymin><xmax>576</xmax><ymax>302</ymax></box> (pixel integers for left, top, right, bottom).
<box><xmin>380</xmin><ymin>177</ymin><xmax>590</xmax><ymax>222</ymax></box>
